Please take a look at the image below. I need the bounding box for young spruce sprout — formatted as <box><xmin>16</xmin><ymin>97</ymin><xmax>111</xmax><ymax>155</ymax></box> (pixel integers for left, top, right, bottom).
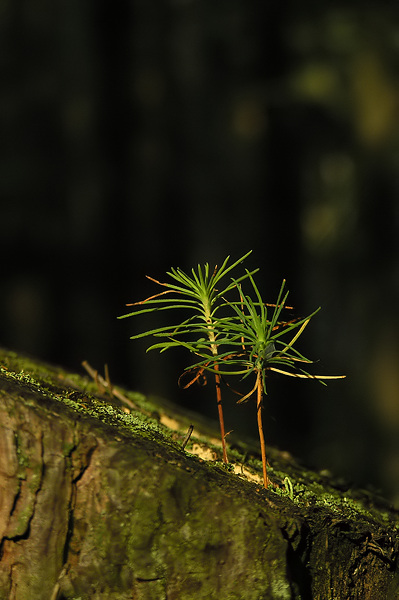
<box><xmin>190</xmin><ymin>271</ymin><xmax>346</xmax><ymax>488</ymax></box>
<box><xmin>118</xmin><ymin>251</ymin><xmax>257</xmax><ymax>463</ymax></box>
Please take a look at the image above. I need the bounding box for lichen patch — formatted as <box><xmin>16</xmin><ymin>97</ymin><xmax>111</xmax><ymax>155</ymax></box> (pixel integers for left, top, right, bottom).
<box><xmin>232</xmin><ymin>464</ymin><xmax>263</xmax><ymax>485</ymax></box>
<box><xmin>190</xmin><ymin>443</ymin><xmax>217</xmax><ymax>462</ymax></box>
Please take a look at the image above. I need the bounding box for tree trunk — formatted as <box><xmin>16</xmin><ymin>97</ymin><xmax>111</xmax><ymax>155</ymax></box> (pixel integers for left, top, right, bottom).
<box><xmin>0</xmin><ymin>348</ymin><xmax>398</xmax><ymax>600</ymax></box>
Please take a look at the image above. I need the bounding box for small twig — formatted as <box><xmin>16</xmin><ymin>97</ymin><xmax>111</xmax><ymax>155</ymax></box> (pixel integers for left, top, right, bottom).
<box><xmin>81</xmin><ymin>361</ymin><xmax>139</xmax><ymax>411</ymax></box>
<box><xmin>104</xmin><ymin>363</ymin><xmax>113</xmax><ymax>398</ymax></box>
<box><xmin>240</xmin><ymin>452</ymin><xmax>248</xmax><ymax>475</ymax></box>
<box><xmin>181</xmin><ymin>424</ymin><xmax>194</xmax><ymax>449</ymax></box>
<box><xmin>49</xmin><ymin>565</ymin><xmax>68</xmax><ymax>600</ymax></box>
<box><xmin>94</xmin><ymin>368</ymin><xmax>103</xmax><ymax>393</ymax></box>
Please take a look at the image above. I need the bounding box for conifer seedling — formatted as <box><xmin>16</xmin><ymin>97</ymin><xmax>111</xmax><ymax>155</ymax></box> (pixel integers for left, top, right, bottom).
<box><xmin>190</xmin><ymin>271</ymin><xmax>346</xmax><ymax>488</ymax></box>
<box><xmin>118</xmin><ymin>251</ymin><xmax>257</xmax><ymax>463</ymax></box>
<box><xmin>119</xmin><ymin>255</ymin><xmax>345</xmax><ymax>489</ymax></box>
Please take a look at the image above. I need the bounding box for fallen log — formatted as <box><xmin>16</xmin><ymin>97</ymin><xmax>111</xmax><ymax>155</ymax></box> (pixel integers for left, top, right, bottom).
<box><xmin>0</xmin><ymin>348</ymin><xmax>398</xmax><ymax>599</ymax></box>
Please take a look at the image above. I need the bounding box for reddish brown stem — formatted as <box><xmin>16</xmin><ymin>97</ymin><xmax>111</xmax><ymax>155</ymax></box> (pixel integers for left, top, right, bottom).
<box><xmin>214</xmin><ymin>363</ymin><xmax>228</xmax><ymax>463</ymax></box>
<box><xmin>256</xmin><ymin>371</ymin><xmax>268</xmax><ymax>488</ymax></box>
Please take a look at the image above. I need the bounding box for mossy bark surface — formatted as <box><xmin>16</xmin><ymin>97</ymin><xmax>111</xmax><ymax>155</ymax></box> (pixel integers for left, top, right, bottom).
<box><xmin>0</xmin><ymin>347</ymin><xmax>398</xmax><ymax>600</ymax></box>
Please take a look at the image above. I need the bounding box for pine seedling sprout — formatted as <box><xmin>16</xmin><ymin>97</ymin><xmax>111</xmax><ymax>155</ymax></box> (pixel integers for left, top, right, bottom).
<box><xmin>118</xmin><ymin>251</ymin><xmax>257</xmax><ymax>463</ymax></box>
<box><xmin>191</xmin><ymin>271</ymin><xmax>345</xmax><ymax>488</ymax></box>
<box><xmin>119</xmin><ymin>256</ymin><xmax>345</xmax><ymax>489</ymax></box>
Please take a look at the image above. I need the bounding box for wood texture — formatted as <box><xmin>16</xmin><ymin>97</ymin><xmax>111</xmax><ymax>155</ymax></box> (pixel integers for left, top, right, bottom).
<box><xmin>0</xmin><ymin>348</ymin><xmax>398</xmax><ymax>599</ymax></box>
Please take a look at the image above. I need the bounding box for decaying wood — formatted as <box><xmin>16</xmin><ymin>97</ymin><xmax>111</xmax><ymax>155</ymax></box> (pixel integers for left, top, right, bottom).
<box><xmin>0</xmin><ymin>348</ymin><xmax>398</xmax><ymax>600</ymax></box>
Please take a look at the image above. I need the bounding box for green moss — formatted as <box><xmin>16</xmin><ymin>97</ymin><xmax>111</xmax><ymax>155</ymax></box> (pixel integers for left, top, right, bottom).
<box><xmin>14</xmin><ymin>432</ymin><xmax>29</xmax><ymax>471</ymax></box>
<box><xmin>62</xmin><ymin>440</ymin><xmax>76</xmax><ymax>457</ymax></box>
<box><xmin>13</xmin><ymin>505</ymin><xmax>33</xmax><ymax>537</ymax></box>
<box><xmin>0</xmin><ymin>349</ymin><xmax>178</xmax><ymax>453</ymax></box>
<box><xmin>2</xmin><ymin>347</ymin><xmax>399</xmax><ymax>599</ymax></box>
<box><xmin>1</xmin><ymin>346</ymin><xmax>398</xmax><ymax>544</ymax></box>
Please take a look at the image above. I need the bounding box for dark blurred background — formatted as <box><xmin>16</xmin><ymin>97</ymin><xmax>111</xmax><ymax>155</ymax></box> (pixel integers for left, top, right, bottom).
<box><xmin>1</xmin><ymin>2</ymin><xmax>399</xmax><ymax>502</ymax></box>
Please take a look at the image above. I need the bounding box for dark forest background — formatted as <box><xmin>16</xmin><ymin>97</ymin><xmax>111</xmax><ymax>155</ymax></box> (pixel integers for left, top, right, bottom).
<box><xmin>1</xmin><ymin>2</ymin><xmax>399</xmax><ymax>502</ymax></box>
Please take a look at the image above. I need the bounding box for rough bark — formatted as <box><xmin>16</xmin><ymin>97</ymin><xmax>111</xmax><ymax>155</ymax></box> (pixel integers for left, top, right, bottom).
<box><xmin>0</xmin><ymin>347</ymin><xmax>398</xmax><ymax>600</ymax></box>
